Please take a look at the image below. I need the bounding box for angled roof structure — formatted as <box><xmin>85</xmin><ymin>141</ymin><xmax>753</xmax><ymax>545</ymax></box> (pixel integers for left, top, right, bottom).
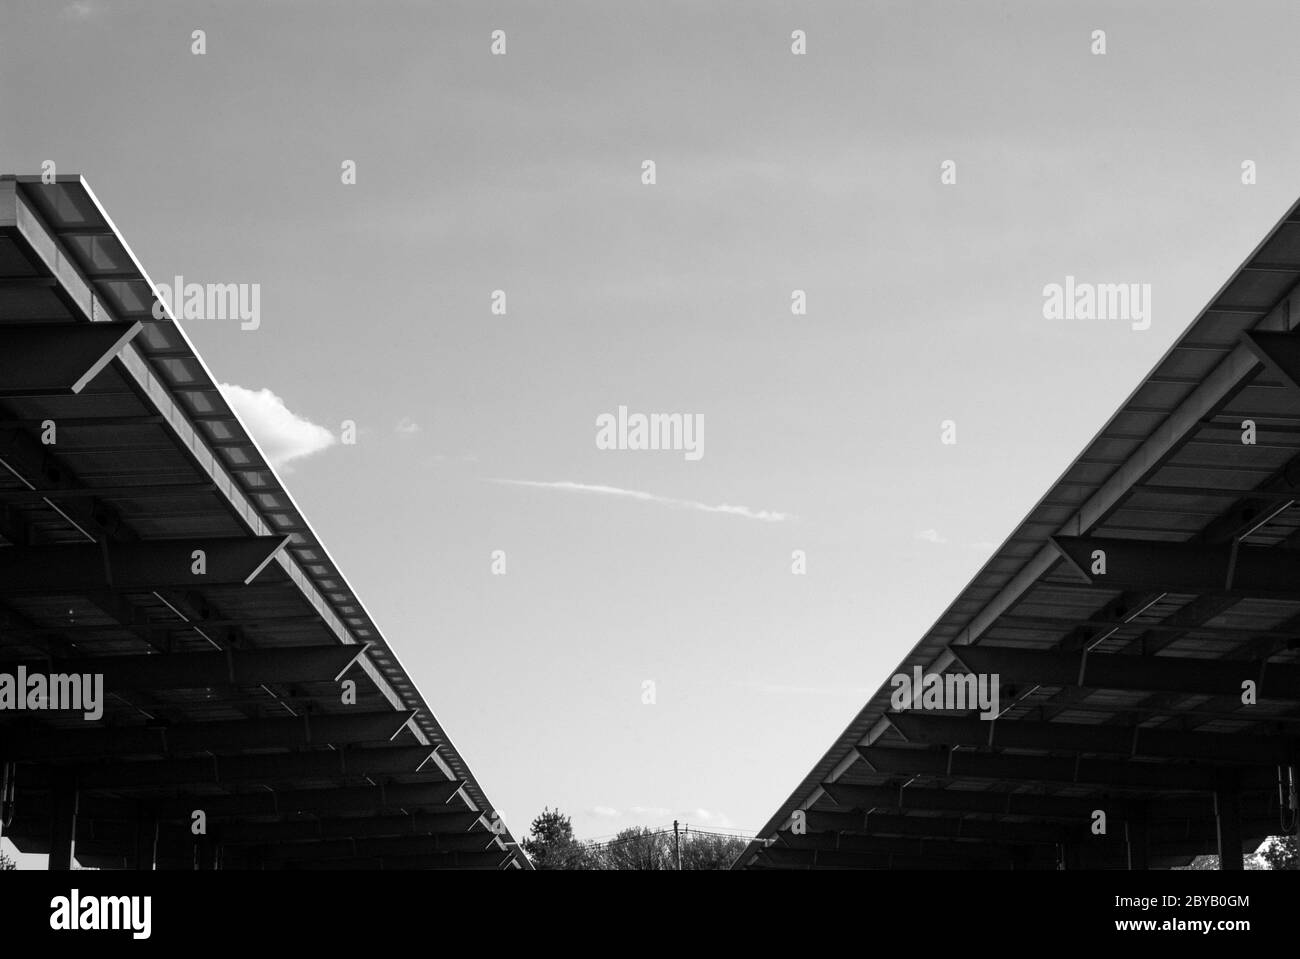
<box><xmin>0</xmin><ymin>174</ymin><xmax>527</xmax><ymax>869</ymax></box>
<box><xmin>738</xmin><ymin>195</ymin><xmax>1300</xmax><ymax>870</ymax></box>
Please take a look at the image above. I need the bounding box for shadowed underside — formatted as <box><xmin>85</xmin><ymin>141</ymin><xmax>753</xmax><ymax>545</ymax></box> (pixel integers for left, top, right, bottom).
<box><xmin>740</xmin><ymin>193</ymin><xmax>1300</xmax><ymax>871</ymax></box>
<box><xmin>0</xmin><ymin>175</ymin><xmax>526</xmax><ymax>870</ymax></box>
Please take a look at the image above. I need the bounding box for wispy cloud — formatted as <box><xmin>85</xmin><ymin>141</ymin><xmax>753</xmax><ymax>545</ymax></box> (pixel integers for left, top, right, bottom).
<box><xmin>735</xmin><ymin>679</ymin><xmax>873</xmax><ymax>697</ymax></box>
<box><xmin>917</xmin><ymin>529</ymin><xmax>1002</xmax><ymax>554</ymax></box>
<box><xmin>689</xmin><ymin>808</ymin><xmax>737</xmax><ymax>829</ymax></box>
<box><xmin>61</xmin><ymin>1</ymin><xmax>99</xmax><ymax>20</ymax></box>
<box><xmin>489</xmin><ymin>479</ymin><xmax>791</xmax><ymax>522</ymax></box>
<box><xmin>584</xmin><ymin>805</ymin><xmax>740</xmax><ymax>831</ymax></box>
<box><xmin>219</xmin><ymin>383</ymin><xmax>335</xmax><ymax>469</ymax></box>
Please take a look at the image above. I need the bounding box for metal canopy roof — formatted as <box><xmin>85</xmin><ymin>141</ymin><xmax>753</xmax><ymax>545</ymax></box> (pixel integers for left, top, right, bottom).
<box><xmin>738</xmin><ymin>194</ymin><xmax>1300</xmax><ymax>870</ymax></box>
<box><xmin>0</xmin><ymin>174</ymin><xmax>527</xmax><ymax>869</ymax></box>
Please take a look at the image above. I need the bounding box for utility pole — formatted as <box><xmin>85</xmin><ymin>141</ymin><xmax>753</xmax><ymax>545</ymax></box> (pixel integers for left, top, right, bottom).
<box><xmin>674</xmin><ymin>820</ymin><xmax>681</xmax><ymax>871</ymax></box>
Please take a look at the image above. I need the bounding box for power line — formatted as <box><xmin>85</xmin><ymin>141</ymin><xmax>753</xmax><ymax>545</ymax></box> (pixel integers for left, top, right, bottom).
<box><xmin>581</xmin><ymin>823</ymin><xmax>755</xmax><ymax>850</ymax></box>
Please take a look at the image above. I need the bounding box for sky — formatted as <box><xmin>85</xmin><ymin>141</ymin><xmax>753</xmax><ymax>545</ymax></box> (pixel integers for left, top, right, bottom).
<box><xmin>5</xmin><ymin>0</ymin><xmax>1300</xmax><ymax>860</ymax></box>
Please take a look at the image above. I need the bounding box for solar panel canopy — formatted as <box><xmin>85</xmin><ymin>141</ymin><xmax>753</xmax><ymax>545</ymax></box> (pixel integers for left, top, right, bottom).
<box><xmin>0</xmin><ymin>174</ymin><xmax>526</xmax><ymax>870</ymax></box>
<box><xmin>738</xmin><ymin>193</ymin><xmax>1300</xmax><ymax>871</ymax></box>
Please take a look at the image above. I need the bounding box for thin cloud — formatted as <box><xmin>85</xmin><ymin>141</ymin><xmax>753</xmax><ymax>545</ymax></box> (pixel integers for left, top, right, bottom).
<box><xmin>690</xmin><ymin>808</ymin><xmax>737</xmax><ymax>829</ymax></box>
<box><xmin>489</xmin><ymin>479</ymin><xmax>791</xmax><ymax>522</ymax></box>
<box><xmin>588</xmin><ymin>805</ymin><xmax>737</xmax><ymax>829</ymax></box>
<box><xmin>219</xmin><ymin>383</ymin><xmax>335</xmax><ymax>469</ymax></box>
<box><xmin>737</xmin><ymin>679</ymin><xmax>873</xmax><ymax>697</ymax></box>
<box><xmin>629</xmin><ymin>805</ymin><xmax>672</xmax><ymax>817</ymax></box>
<box><xmin>61</xmin><ymin>1</ymin><xmax>99</xmax><ymax>20</ymax></box>
<box><xmin>917</xmin><ymin>529</ymin><xmax>1002</xmax><ymax>553</ymax></box>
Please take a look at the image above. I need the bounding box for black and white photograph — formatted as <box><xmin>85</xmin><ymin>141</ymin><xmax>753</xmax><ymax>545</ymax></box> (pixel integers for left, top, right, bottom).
<box><xmin>1</xmin><ymin>0</ymin><xmax>1297</xmax><ymax>943</ymax></box>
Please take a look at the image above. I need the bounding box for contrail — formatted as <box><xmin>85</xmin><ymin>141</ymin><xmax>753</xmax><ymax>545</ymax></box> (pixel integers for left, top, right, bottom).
<box><xmin>488</xmin><ymin>479</ymin><xmax>791</xmax><ymax>522</ymax></box>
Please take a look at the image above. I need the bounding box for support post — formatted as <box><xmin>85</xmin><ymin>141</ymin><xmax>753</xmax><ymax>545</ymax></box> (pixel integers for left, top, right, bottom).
<box><xmin>194</xmin><ymin>835</ymin><xmax>220</xmax><ymax>870</ymax></box>
<box><xmin>1214</xmin><ymin>773</ymin><xmax>1244</xmax><ymax>870</ymax></box>
<box><xmin>133</xmin><ymin>814</ymin><xmax>157</xmax><ymax>871</ymax></box>
<box><xmin>1125</xmin><ymin>806</ymin><xmax>1150</xmax><ymax>870</ymax></box>
<box><xmin>47</xmin><ymin>769</ymin><xmax>78</xmax><ymax>871</ymax></box>
<box><xmin>1291</xmin><ymin>764</ymin><xmax>1300</xmax><ymax>842</ymax></box>
<box><xmin>0</xmin><ymin>760</ymin><xmax>14</xmax><ymax>843</ymax></box>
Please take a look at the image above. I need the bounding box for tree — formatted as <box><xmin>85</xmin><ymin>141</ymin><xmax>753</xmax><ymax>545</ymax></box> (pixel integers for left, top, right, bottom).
<box><xmin>599</xmin><ymin>827</ymin><xmax>673</xmax><ymax>870</ymax></box>
<box><xmin>520</xmin><ymin>808</ymin><xmax>751</xmax><ymax>870</ymax></box>
<box><xmin>1258</xmin><ymin>835</ymin><xmax>1299</xmax><ymax>870</ymax></box>
<box><xmin>594</xmin><ymin>826</ymin><xmax>747</xmax><ymax>870</ymax></box>
<box><xmin>521</xmin><ymin>807</ymin><xmax>596</xmax><ymax>870</ymax></box>
<box><xmin>679</xmin><ymin>829</ymin><xmax>747</xmax><ymax>870</ymax></box>
<box><xmin>1179</xmin><ymin>848</ymin><xmax>1268</xmax><ymax>870</ymax></box>
<box><xmin>0</xmin><ymin>850</ymin><xmax>16</xmax><ymax>871</ymax></box>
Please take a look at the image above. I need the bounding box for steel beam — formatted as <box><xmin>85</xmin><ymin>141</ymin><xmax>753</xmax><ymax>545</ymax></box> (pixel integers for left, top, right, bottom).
<box><xmin>58</xmin><ymin>777</ymin><xmax>468</xmax><ymax>821</ymax></box>
<box><xmin>215</xmin><ymin>810</ymin><xmax>482</xmax><ymax>844</ymax></box>
<box><xmin>0</xmin><ymin>709</ymin><xmax>416</xmax><ymax>760</ymax></box>
<box><xmin>1242</xmin><ymin>330</ymin><xmax>1300</xmax><ymax>392</ymax></box>
<box><xmin>23</xmin><ymin>743</ymin><xmax>439</xmax><ymax>790</ymax></box>
<box><xmin>777</xmin><ymin>829</ymin><xmax>1056</xmax><ymax>864</ymax></box>
<box><xmin>758</xmin><ymin>846</ymin><xmax>1018</xmax><ymax>870</ymax></box>
<box><xmin>0</xmin><ymin>644</ymin><xmax>368</xmax><ymax>694</ymax></box>
<box><xmin>122</xmin><ymin>779</ymin><xmax>465</xmax><ymax>816</ymax></box>
<box><xmin>855</xmin><ymin>745</ymin><xmax>1274</xmax><ymax>792</ymax></box>
<box><xmin>0</xmin><ymin>536</ymin><xmax>290</xmax><ymax>593</ymax></box>
<box><xmin>821</xmin><ymin>779</ymin><xmax>1212</xmax><ymax>821</ymax></box>
<box><xmin>804</xmin><ymin>806</ymin><xmax>1275</xmax><ymax>852</ymax></box>
<box><xmin>286</xmin><ymin>850</ymin><xmax>512</xmax><ymax>870</ymax></box>
<box><xmin>817</xmin><ymin>783</ymin><xmax>1278</xmax><ymax>836</ymax></box>
<box><xmin>261</xmin><ymin>832</ymin><xmax>499</xmax><ymax>863</ymax></box>
<box><xmin>886</xmin><ymin>713</ymin><xmax>1294</xmax><ymax>765</ymax></box>
<box><xmin>833</xmin><ymin>811</ymin><xmax>1068</xmax><ymax>845</ymax></box>
<box><xmin>766</xmin><ymin>835</ymin><xmax>1239</xmax><ymax>870</ymax></box>
<box><xmin>5</xmin><ymin>807</ymin><xmax>484</xmax><ymax>853</ymax></box>
<box><xmin>0</xmin><ymin>483</ymin><xmax>217</xmax><ymax>505</ymax></box>
<box><xmin>0</xmin><ymin>322</ymin><xmax>142</xmax><ymax>397</ymax></box>
<box><xmin>1052</xmin><ymin>534</ymin><xmax>1300</xmax><ymax>599</ymax></box>
<box><xmin>0</xmin><ymin>613</ymin><xmax>324</xmax><ymax>638</ymax></box>
<box><xmin>950</xmin><ymin>645</ymin><xmax>1300</xmax><ymax>699</ymax></box>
